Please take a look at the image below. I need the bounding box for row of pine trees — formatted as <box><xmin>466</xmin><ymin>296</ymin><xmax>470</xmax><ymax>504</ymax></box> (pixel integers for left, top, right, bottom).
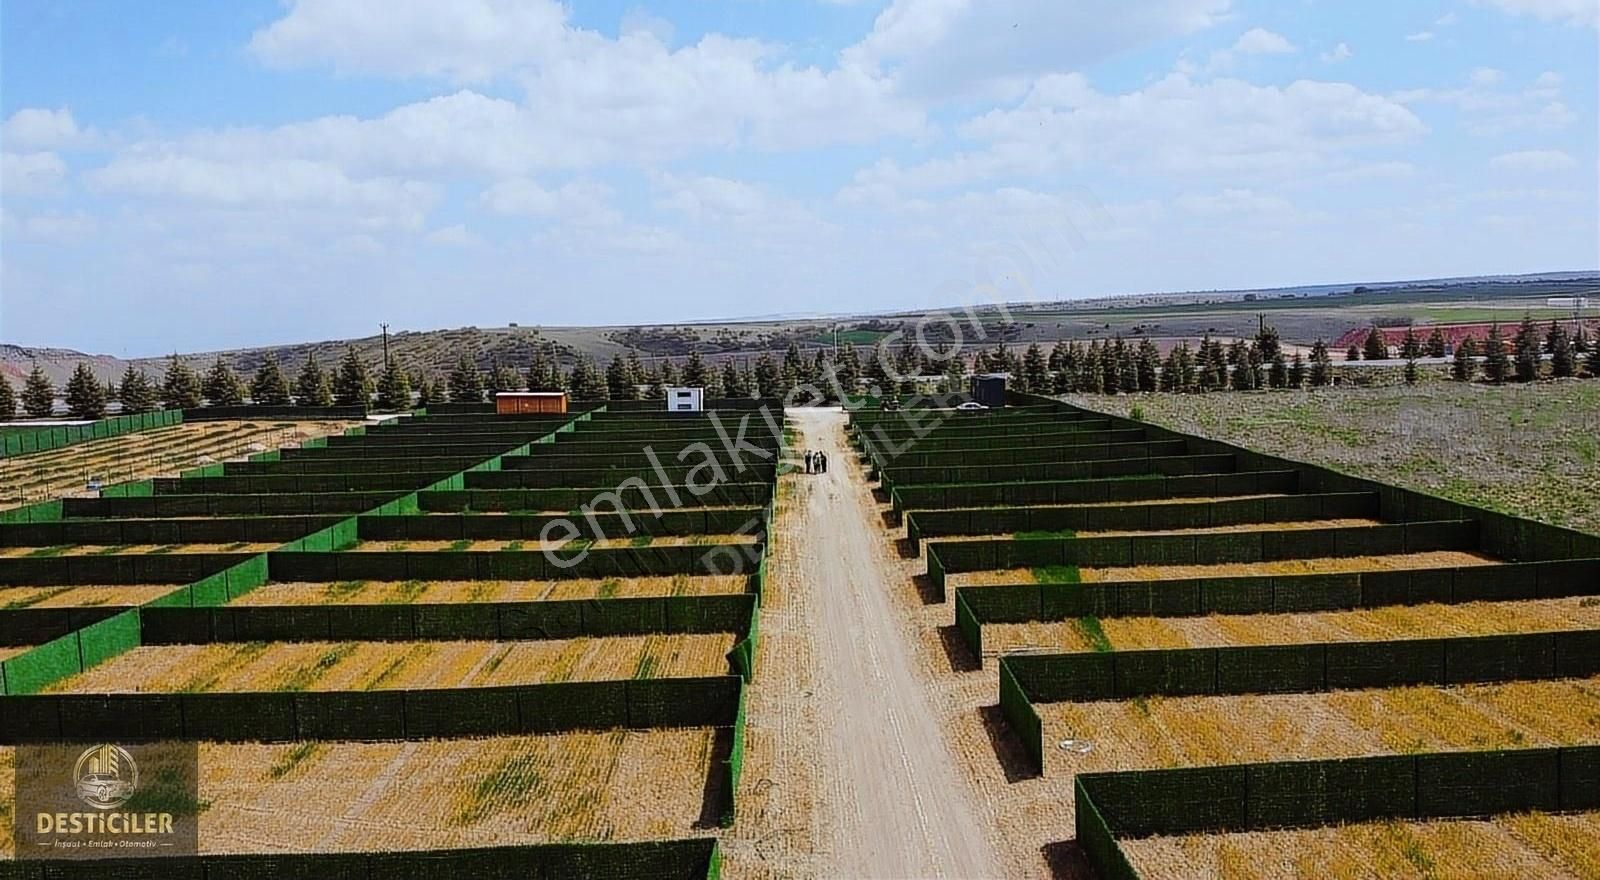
<box><xmin>5</xmin><ymin>316</ymin><xmax>1596</xmax><ymax>419</ymax></box>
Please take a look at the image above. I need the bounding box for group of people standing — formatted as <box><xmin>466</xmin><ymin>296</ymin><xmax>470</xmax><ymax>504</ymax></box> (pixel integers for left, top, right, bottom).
<box><xmin>803</xmin><ymin>449</ymin><xmax>830</xmax><ymax>475</ymax></box>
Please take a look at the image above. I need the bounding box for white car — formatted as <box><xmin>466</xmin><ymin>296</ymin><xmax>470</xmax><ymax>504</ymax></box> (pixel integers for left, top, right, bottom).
<box><xmin>955</xmin><ymin>401</ymin><xmax>987</xmax><ymax>411</ymax></box>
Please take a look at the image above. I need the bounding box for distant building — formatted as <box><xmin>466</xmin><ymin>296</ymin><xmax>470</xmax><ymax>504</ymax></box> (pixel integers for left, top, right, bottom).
<box><xmin>667</xmin><ymin>387</ymin><xmax>704</xmax><ymax>412</ymax></box>
<box><xmin>1548</xmin><ymin>297</ymin><xmax>1590</xmax><ymax>308</ymax></box>
<box><xmin>495</xmin><ymin>391</ymin><xmax>566</xmax><ymax>414</ymax></box>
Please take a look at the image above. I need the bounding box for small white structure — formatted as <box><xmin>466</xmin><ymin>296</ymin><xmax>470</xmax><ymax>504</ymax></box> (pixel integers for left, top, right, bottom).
<box><xmin>1549</xmin><ymin>297</ymin><xmax>1591</xmax><ymax>308</ymax></box>
<box><xmin>667</xmin><ymin>387</ymin><xmax>704</xmax><ymax>412</ymax></box>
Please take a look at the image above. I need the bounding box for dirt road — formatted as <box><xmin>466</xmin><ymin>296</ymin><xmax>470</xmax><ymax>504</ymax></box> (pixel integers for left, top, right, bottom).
<box><xmin>776</xmin><ymin>408</ymin><xmax>1003</xmax><ymax>878</ymax></box>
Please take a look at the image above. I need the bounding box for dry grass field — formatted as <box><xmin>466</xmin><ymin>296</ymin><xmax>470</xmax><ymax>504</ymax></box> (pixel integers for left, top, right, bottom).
<box><xmin>0</xmin><ymin>729</ymin><xmax>721</xmax><ymax>856</ymax></box>
<box><xmin>0</xmin><ymin>584</ymin><xmax>180</xmax><ymax>609</ymax></box>
<box><xmin>950</xmin><ymin>550</ymin><xmax>1498</xmax><ymax>588</ymax></box>
<box><xmin>345</xmin><ymin>536</ymin><xmax>758</xmax><ymax>553</ymax></box>
<box><xmin>0</xmin><ymin>542</ymin><xmax>280</xmax><ymax>558</ymax></box>
<box><xmin>1039</xmin><ymin>675</ymin><xmax>1600</xmax><ymax>773</ymax></box>
<box><xmin>230</xmin><ymin>574</ymin><xmax>749</xmax><ymax>605</ymax></box>
<box><xmin>46</xmin><ymin>634</ymin><xmax>736</xmax><ymax>694</ymax></box>
<box><xmin>0</xmin><ymin>420</ymin><xmax>355</xmax><ymax>509</ymax></box>
<box><xmin>987</xmin><ymin>596</ymin><xmax>1600</xmax><ymax>654</ymax></box>
<box><xmin>1066</xmin><ymin>382</ymin><xmax>1600</xmax><ymax>535</ymax></box>
<box><xmin>1121</xmin><ymin>810</ymin><xmax>1600</xmax><ymax>879</ymax></box>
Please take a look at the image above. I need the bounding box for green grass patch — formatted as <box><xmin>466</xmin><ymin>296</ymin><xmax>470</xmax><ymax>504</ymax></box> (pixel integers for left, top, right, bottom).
<box><xmin>267</xmin><ymin>742</ymin><xmax>325</xmax><ymax>780</ymax></box>
<box><xmin>1074</xmin><ymin>616</ymin><xmax>1113</xmax><ymax>653</ymax></box>
<box><xmin>88</xmin><ymin>545</ymin><xmax>132</xmax><ymax>556</ymax></box>
<box><xmin>278</xmin><ymin>644</ymin><xmax>359</xmax><ymax>692</ymax></box>
<box><xmin>382</xmin><ymin>580</ymin><xmax>428</xmax><ymax>605</ymax></box>
<box><xmin>26</xmin><ymin>545</ymin><xmax>74</xmax><ymax>558</ymax></box>
<box><xmin>630</xmin><ymin>535</ymin><xmax>653</xmax><ymax>547</ymax></box>
<box><xmin>1031</xmin><ymin>565</ymin><xmax>1081</xmax><ymax>584</ymax></box>
<box><xmin>597</xmin><ymin>579</ymin><xmax>620</xmax><ymax>599</ymax></box>
<box><xmin>323</xmin><ymin>580</ymin><xmax>367</xmax><ymax>600</ymax></box>
<box><xmin>445</xmin><ymin>539</ymin><xmax>473</xmax><ymax>552</ymax></box>
<box><xmin>451</xmin><ymin>750</ymin><xmax>546</xmax><ymax>827</ymax></box>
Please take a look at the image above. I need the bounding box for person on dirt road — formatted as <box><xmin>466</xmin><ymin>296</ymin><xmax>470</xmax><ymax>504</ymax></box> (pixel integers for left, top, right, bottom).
<box><xmin>818</xmin><ymin>451</ymin><xmax>828</xmax><ymax>474</ymax></box>
<box><xmin>804</xmin><ymin>450</ymin><xmax>814</xmax><ymax>474</ymax></box>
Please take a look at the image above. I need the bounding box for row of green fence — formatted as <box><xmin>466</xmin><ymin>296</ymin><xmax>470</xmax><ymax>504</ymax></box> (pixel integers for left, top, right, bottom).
<box><xmin>926</xmin><ymin>520</ymin><xmax>1478</xmax><ymax>599</ymax></box>
<box><xmin>891</xmin><ymin>470</ymin><xmax>1301</xmax><ymax>515</ymax></box>
<box><xmin>1000</xmin><ymin>629</ymin><xmax>1599</xmax><ymax>709</ymax></box>
<box><xmin>953</xmin><ymin>557</ymin><xmax>1600</xmax><ymax>659</ymax></box>
<box><xmin>0</xmin><ymin>675</ymin><xmax>742</xmax><ymax>743</ymax></box>
<box><xmin>907</xmin><ymin>492</ymin><xmax>1378</xmax><ymax>551</ymax></box>
<box><xmin>0</xmin><ymin>409</ymin><xmax>183</xmax><ymax>459</ymax></box>
<box><xmin>2</xmin><ymin>838</ymin><xmax>723</xmax><ymax>880</ymax></box>
<box><xmin>1076</xmin><ymin>747</ymin><xmax>1600</xmax><ymax>879</ymax></box>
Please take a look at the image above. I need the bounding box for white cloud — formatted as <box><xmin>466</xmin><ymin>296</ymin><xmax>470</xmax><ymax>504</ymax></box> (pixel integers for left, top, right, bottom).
<box><xmin>1175</xmin><ymin>188</ymin><xmax>1299</xmax><ymax>218</ymax></box>
<box><xmin>424</xmin><ymin>224</ymin><xmax>482</xmax><ymax>247</ymax></box>
<box><xmin>2</xmin><ymin>108</ymin><xmax>85</xmax><ymax>151</ymax></box>
<box><xmin>1321</xmin><ymin>42</ymin><xmax>1353</xmax><ymax>62</ymax></box>
<box><xmin>479</xmin><ymin>178</ymin><xmax>618</xmax><ymax>226</ymax></box>
<box><xmin>87</xmin><ymin>155</ymin><xmax>437</xmax><ymax>227</ymax></box>
<box><xmin>1</xmin><ymin>151</ymin><xmax>67</xmax><ymax>196</ymax></box>
<box><xmin>1396</xmin><ymin>70</ymin><xmax>1577</xmax><ymax>135</ymax></box>
<box><xmin>844</xmin><ymin>0</ymin><xmax>1232</xmax><ymax>98</ymax></box>
<box><xmin>852</xmin><ymin>73</ymin><xmax>1425</xmax><ymax>195</ymax></box>
<box><xmin>619</xmin><ymin>6</ymin><xmax>675</xmax><ymax>44</ymax></box>
<box><xmin>1233</xmin><ymin>28</ymin><xmax>1296</xmax><ymax>55</ymax></box>
<box><xmin>654</xmin><ymin>173</ymin><xmax>769</xmax><ymax>221</ymax></box>
<box><xmin>1490</xmin><ymin>149</ymin><xmax>1577</xmax><ymax>172</ymax></box>
<box><xmin>1406</xmin><ymin>31</ymin><xmax>1435</xmax><ymax>42</ymax></box>
<box><xmin>1436</xmin><ymin>12</ymin><xmax>1460</xmax><ymax>26</ymax></box>
<box><xmin>1475</xmin><ymin>0</ymin><xmax>1599</xmax><ymax>28</ymax></box>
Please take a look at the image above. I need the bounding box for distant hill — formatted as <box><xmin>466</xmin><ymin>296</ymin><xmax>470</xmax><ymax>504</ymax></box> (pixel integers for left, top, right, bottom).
<box><xmin>4</xmin><ymin>271</ymin><xmax>1595</xmax><ymax>386</ymax></box>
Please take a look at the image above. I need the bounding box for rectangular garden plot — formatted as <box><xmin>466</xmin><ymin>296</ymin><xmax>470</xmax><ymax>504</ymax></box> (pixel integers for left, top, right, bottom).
<box><xmin>43</xmin><ymin>634</ymin><xmax>738</xmax><ymax>694</ymax></box>
<box><xmin>228</xmin><ymin>575</ymin><xmax>751</xmax><ymax>606</ymax></box>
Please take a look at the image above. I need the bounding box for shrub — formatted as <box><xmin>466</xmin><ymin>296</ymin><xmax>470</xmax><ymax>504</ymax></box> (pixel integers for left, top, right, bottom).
<box><xmin>64</xmin><ymin>362</ymin><xmax>106</xmax><ymax>419</ymax></box>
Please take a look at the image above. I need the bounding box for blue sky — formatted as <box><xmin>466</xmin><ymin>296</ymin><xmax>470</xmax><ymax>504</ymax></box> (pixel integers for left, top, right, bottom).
<box><xmin>2</xmin><ymin>0</ymin><xmax>1595</xmax><ymax>356</ymax></box>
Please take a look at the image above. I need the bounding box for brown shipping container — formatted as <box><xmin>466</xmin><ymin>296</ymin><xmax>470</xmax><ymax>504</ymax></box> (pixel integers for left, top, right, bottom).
<box><xmin>495</xmin><ymin>392</ymin><xmax>568</xmax><ymax>414</ymax></box>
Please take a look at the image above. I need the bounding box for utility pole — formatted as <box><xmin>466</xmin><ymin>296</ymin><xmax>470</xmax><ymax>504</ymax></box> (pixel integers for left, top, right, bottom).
<box><xmin>380</xmin><ymin>324</ymin><xmax>390</xmax><ymax>364</ymax></box>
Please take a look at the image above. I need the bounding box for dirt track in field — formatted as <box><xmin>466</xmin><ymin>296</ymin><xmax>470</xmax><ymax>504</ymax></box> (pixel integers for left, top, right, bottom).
<box><xmin>727</xmin><ymin>408</ymin><xmax>1003</xmax><ymax>879</ymax></box>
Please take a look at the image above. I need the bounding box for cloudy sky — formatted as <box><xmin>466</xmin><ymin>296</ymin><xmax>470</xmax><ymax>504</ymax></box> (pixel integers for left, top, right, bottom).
<box><xmin>2</xmin><ymin>0</ymin><xmax>1595</xmax><ymax>356</ymax></box>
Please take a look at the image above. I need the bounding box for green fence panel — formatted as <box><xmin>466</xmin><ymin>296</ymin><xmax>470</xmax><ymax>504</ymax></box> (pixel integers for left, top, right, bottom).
<box><xmin>1416</xmin><ymin>749</ymin><xmax>1562</xmax><ymax>818</ymax></box>
<box><xmin>998</xmin><ymin>658</ymin><xmax>1043</xmax><ymax>774</ymax></box>
<box><xmin>0</xmin><ymin>632</ymin><xmax>83</xmax><ymax>696</ymax></box>
<box><xmin>1074</xmin><ymin>778</ymin><xmax>1141</xmax><ymax>880</ymax></box>
<box><xmin>75</xmin><ymin>609</ymin><xmax>142</xmax><ymax>671</ymax></box>
<box><xmin>1244</xmin><ymin>754</ymin><xmax>1416</xmax><ymax>830</ymax></box>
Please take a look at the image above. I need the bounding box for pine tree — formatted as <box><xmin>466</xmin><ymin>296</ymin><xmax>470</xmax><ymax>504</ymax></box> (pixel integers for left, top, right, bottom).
<box><xmin>1399</xmin><ymin>326</ymin><xmax>1422</xmax><ymax>360</ymax></box>
<box><xmin>1309</xmin><ymin>340</ymin><xmax>1333</xmax><ymax>387</ymax></box>
<box><xmin>1081</xmin><ymin>343</ymin><xmax>1104</xmax><ymax>394</ymax></box>
<box><xmin>1204</xmin><ymin>337</ymin><xmax>1229</xmax><ymax>390</ymax></box>
<box><xmin>1134</xmin><ymin>339</ymin><xmax>1160</xmax><ymax>392</ymax></box>
<box><xmin>117</xmin><ymin>365</ymin><xmax>156</xmax><ymax>414</ymax></box>
<box><xmin>21</xmin><ymin>364</ymin><xmax>54</xmax><ymax>418</ymax></box>
<box><xmin>1425</xmin><ymin>328</ymin><xmax>1447</xmax><ymax>358</ymax></box>
<box><xmin>1288</xmin><ymin>353</ymin><xmax>1307</xmax><ymax>389</ymax></box>
<box><xmin>1346</xmin><ymin>343</ymin><xmax>1362</xmax><ymax>363</ymax></box>
<box><xmin>1159</xmin><ymin>348</ymin><xmax>1181</xmax><ymax>392</ymax></box>
<box><xmin>753</xmin><ymin>353</ymin><xmax>781</xmax><ymax>398</ymax></box>
<box><xmin>627</xmin><ymin>349</ymin><xmax>646</xmax><ymax>391</ymax></box>
<box><xmin>783</xmin><ymin>343</ymin><xmax>807</xmax><ymax>390</ymax></box>
<box><xmin>642</xmin><ymin>364</ymin><xmax>665</xmax><ymax>400</ymax></box>
<box><xmin>1100</xmin><ymin>342</ymin><xmax>1121</xmax><ymax>396</ymax></box>
<box><xmin>720</xmin><ymin>359</ymin><xmax>748</xmax><ymax>398</ymax></box>
<box><xmin>1550</xmin><ymin>323</ymin><xmax>1576</xmax><ymax>379</ymax></box>
<box><xmin>863</xmin><ymin>348</ymin><xmax>892</xmax><ymax>395</ymax></box>
<box><xmin>1404</xmin><ymin>355</ymin><xmax>1419</xmax><ymax>386</ymax></box>
<box><xmin>1255</xmin><ymin>323</ymin><xmax>1282</xmax><ymax>380</ymax></box>
<box><xmin>201</xmin><ymin>358</ymin><xmax>245</xmax><ymax>407</ymax></box>
<box><xmin>1587</xmin><ymin>334</ymin><xmax>1600</xmax><ymax>378</ymax></box>
<box><xmin>1268</xmin><ymin>352</ymin><xmax>1288</xmax><ymax>390</ymax></box>
<box><xmin>332</xmin><ymin>347</ymin><xmax>372</xmax><ymax>408</ymax></box>
<box><xmin>1453</xmin><ymin>336</ymin><xmax>1479</xmax><ymax>382</ymax></box>
<box><xmin>294</xmin><ymin>355</ymin><xmax>332</xmax><ymax>407</ymax></box>
<box><xmin>1483</xmin><ymin>324</ymin><xmax>1510</xmax><ymax>384</ymax></box>
<box><xmin>249</xmin><ymin>354</ymin><xmax>292</xmax><ymax>406</ymax></box>
<box><xmin>1512</xmin><ymin>316</ymin><xmax>1541</xmax><ymax>382</ymax></box>
<box><xmin>160</xmin><ymin>355</ymin><xmax>203</xmax><ymax>410</ymax></box>
<box><xmin>1572</xmin><ymin>323</ymin><xmax>1589</xmax><ymax>354</ymax></box>
<box><xmin>1544</xmin><ymin>321</ymin><xmax>1564</xmax><ymax>354</ymax></box>
<box><xmin>702</xmin><ymin>360</ymin><xmax>725</xmax><ymax>398</ymax></box>
<box><xmin>1022</xmin><ymin>343</ymin><xmax>1050</xmax><ymax>393</ymax></box>
<box><xmin>447</xmin><ymin>354</ymin><xmax>484</xmax><ymax>403</ymax></box>
<box><xmin>683</xmin><ymin>350</ymin><xmax>711</xmax><ymax>389</ymax></box>
<box><xmin>741</xmin><ymin>362</ymin><xmax>760</xmax><ymax>400</ymax></box>
<box><xmin>416</xmin><ymin>375</ymin><xmax>443</xmax><ymax>407</ymax></box>
<box><xmin>494</xmin><ymin>362</ymin><xmax>524</xmax><ymax>394</ymax></box>
<box><xmin>0</xmin><ymin>372</ymin><xmax>15</xmax><ymax>419</ymax></box>
<box><xmin>63</xmin><ymin>363</ymin><xmax>105</xmax><ymax>419</ymax></box>
<box><xmin>568</xmin><ymin>356</ymin><xmax>606</xmax><ymax>400</ymax></box>
<box><xmin>1228</xmin><ymin>340</ymin><xmax>1254</xmax><ymax>390</ymax></box>
<box><xmin>1363</xmin><ymin>327</ymin><xmax>1389</xmax><ymax>361</ymax></box>
<box><xmin>374</xmin><ymin>359</ymin><xmax>412</xmax><ymax>410</ymax></box>
<box><xmin>526</xmin><ymin>345</ymin><xmax>561</xmax><ymax>392</ymax></box>
<box><xmin>607</xmin><ymin>355</ymin><xmax>639</xmax><ymax>400</ymax></box>
<box><xmin>658</xmin><ymin>359</ymin><xmax>680</xmax><ymax>389</ymax></box>
<box><xmin>833</xmin><ymin>344</ymin><xmax>861</xmax><ymax>400</ymax></box>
